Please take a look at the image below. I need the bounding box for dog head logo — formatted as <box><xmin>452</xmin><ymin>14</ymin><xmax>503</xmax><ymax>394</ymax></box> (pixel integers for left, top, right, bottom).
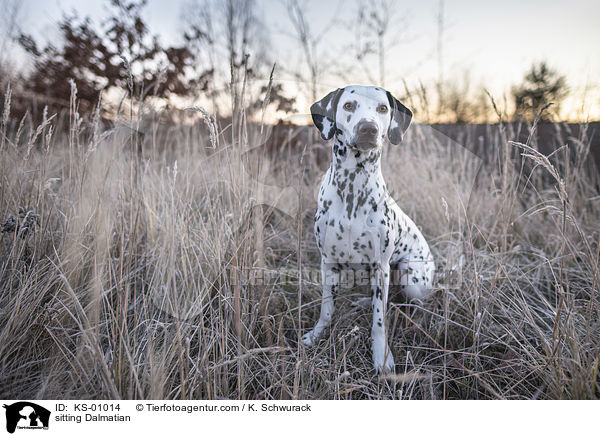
<box><xmin>3</xmin><ymin>402</ymin><xmax>50</xmax><ymax>433</ymax></box>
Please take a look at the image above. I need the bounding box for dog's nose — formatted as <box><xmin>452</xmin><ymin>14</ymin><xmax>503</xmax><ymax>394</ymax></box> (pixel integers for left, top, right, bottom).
<box><xmin>357</xmin><ymin>121</ymin><xmax>378</xmax><ymax>137</ymax></box>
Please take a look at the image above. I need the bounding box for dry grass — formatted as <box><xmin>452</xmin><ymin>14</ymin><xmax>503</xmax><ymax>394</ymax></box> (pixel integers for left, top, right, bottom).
<box><xmin>0</xmin><ymin>87</ymin><xmax>599</xmax><ymax>400</ymax></box>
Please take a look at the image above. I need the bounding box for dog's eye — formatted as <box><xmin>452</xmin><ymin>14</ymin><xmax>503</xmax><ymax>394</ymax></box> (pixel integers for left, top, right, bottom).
<box><xmin>343</xmin><ymin>102</ymin><xmax>354</xmax><ymax>111</ymax></box>
<box><xmin>377</xmin><ymin>105</ymin><xmax>388</xmax><ymax>113</ymax></box>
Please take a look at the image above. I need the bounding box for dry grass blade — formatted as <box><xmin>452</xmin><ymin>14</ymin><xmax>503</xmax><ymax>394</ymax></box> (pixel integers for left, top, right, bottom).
<box><xmin>0</xmin><ymin>80</ymin><xmax>598</xmax><ymax>400</ymax></box>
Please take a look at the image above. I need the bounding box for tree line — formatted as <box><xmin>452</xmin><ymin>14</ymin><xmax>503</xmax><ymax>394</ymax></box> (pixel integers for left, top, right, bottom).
<box><xmin>0</xmin><ymin>0</ymin><xmax>569</xmax><ymax>124</ymax></box>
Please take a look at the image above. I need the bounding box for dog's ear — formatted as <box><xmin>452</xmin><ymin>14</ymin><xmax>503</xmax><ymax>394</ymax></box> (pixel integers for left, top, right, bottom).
<box><xmin>386</xmin><ymin>91</ymin><xmax>413</xmax><ymax>145</ymax></box>
<box><xmin>311</xmin><ymin>88</ymin><xmax>343</xmax><ymax>141</ymax></box>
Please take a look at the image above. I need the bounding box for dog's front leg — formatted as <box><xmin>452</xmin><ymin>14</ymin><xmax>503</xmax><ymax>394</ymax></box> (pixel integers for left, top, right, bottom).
<box><xmin>302</xmin><ymin>260</ymin><xmax>338</xmax><ymax>346</ymax></box>
<box><xmin>371</xmin><ymin>262</ymin><xmax>394</xmax><ymax>374</ymax></box>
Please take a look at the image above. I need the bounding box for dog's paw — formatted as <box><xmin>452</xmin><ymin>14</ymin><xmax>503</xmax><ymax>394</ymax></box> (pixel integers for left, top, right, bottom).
<box><xmin>372</xmin><ymin>343</ymin><xmax>395</xmax><ymax>374</ymax></box>
<box><xmin>301</xmin><ymin>331</ymin><xmax>318</xmax><ymax>347</ymax></box>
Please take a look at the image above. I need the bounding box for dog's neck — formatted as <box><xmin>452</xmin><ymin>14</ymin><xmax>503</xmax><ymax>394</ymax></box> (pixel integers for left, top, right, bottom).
<box><xmin>328</xmin><ymin>138</ymin><xmax>390</xmax><ymax>210</ymax></box>
<box><xmin>331</xmin><ymin>138</ymin><xmax>383</xmax><ymax>176</ymax></box>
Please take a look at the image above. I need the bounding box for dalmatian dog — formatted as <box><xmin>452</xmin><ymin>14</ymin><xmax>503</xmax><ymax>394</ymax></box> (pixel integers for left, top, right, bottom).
<box><xmin>302</xmin><ymin>85</ymin><xmax>435</xmax><ymax>374</ymax></box>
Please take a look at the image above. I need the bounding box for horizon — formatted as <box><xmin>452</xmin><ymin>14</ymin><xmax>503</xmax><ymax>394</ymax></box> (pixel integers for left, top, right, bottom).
<box><xmin>2</xmin><ymin>0</ymin><xmax>599</xmax><ymax>121</ymax></box>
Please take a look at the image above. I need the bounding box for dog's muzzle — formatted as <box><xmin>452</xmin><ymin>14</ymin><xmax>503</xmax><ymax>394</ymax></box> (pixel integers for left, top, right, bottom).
<box><xmin>353</xmin><ymin>121</ymin><xmax>379</xmax><ymax>151</ymax></box>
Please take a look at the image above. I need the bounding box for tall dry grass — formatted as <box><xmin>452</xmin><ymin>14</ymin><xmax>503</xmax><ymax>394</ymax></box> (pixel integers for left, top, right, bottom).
<box><xmin>0</xmin><ymin>83</ymin><xmax>598</xmax><ymax>399</ymax></box>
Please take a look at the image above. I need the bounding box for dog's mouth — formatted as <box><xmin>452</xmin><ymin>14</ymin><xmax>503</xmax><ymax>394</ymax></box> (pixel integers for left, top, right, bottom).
<box><xmin>352</xmin><ymin>140</ymin><xmax>379</xmax><ymax>151</ymax></box>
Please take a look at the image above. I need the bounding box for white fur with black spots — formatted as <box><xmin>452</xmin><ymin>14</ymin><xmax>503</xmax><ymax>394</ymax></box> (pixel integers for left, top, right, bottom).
<box><xmin>303</xmin><ymin>85</ymin><xmax>435</xmax><ymax>374</ymax></box>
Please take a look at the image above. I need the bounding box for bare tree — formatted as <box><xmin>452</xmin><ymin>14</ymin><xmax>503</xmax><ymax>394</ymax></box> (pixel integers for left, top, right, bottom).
<box><xmin>445</xmin><ymin>78</ymin><xmax>472</xmax><ymax>123</ymax></box>
<box><xmin>443</xmin><ymin>74</ymin><xmax>493</xmax><ymax>124</ymax></box>
<box><xmin>182</xmin><ymin>3</ymin><xmax>219</xmax><ymax>109</ymax></box>
<box><xmin>284</xmin><ymin>0</ymin><xmax>341</xmax><ymax>103</ymax></box>
<box><xmin>0</xmin><ymin>0</ymin><xmax>22</xmax><ymax>73</ymax></box>
<box><xmin>348</xmin><ymin>0</ymin><xmax>408</xmax><ymax>87</ymax></box>
<box><xmin>183</xmin><ymin>0</ymin><xmax>271</xmax><ymax>124</ymax></box>
<box><xmin>435</xmin><ymin>0</ymin><xmax>445</xmax><ymax>120</ymax></box>
<box><xmin>224</xmin><ymin>0</ymin><xmax>262</xmax><ymax>128</ymax></box>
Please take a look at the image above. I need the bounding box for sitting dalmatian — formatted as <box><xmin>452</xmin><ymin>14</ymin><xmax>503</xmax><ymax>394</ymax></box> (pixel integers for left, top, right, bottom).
<box><xmin>302</xmin><ymin>85</ymin><xmax>435</xmax><ymax>374</ymax></box>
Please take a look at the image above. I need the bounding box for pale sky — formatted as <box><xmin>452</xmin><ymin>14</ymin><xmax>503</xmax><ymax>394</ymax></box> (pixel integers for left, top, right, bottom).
<box><xmin>12</xmin><ymin>0</ymin><xmax>600</xmax><ymax>119</ymax></box>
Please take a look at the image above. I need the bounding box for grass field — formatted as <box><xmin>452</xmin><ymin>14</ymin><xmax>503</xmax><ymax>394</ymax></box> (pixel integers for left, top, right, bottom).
<box><xmin>1</xmin><ymin>88</ymin><xmax>599</xmax><ymax>400</ymax></box>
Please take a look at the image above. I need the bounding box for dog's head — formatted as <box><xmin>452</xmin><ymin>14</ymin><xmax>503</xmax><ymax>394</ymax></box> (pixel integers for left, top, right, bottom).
<box><xmin>310</xmin><ymin>85</ymin><xmax>412</xmax><ymax>151</ymax></box>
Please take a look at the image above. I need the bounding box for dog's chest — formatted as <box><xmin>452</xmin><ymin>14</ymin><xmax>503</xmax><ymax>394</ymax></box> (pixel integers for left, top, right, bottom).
<box><xmin>315</xmin><ymin>167</ymin><xmax>399</xmax><ymax>264</ymax></box>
